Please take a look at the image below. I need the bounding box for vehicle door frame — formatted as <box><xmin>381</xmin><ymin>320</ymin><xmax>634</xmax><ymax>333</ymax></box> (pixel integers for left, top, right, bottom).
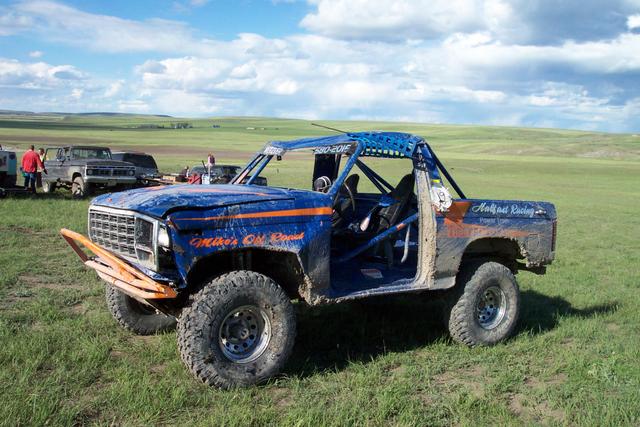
<box><xmin>44</xmin><ymin>147</ymin><xmax>63</xmax><ymax>182</ymax></box>
<box><xmin>326</xmin><ymin>142</ymin><xmax>439</xmax><ymax>292</ymax></box>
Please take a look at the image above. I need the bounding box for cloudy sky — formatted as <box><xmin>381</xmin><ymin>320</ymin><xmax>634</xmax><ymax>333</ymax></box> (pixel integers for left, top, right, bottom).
<box><xmin>1</xmin><ymin>0</ymin><xmax>640</xmax><ymax>132</ymax></box>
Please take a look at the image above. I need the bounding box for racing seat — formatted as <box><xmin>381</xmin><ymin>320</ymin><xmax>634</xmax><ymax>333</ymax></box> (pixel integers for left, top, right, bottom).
<box><xmin>350</xmin><ymin>174</ymin><xmax>415</xmax><ymax>266</ymax></box>
<box><xmin>358</xmin><ymin>174</ymin><xmax>414</xmax><ymax>234</ymax></box>
<box><xmin>374</xmin><ymin>174</ymin><xmax>414</xmax><ymax>232</ymax></box>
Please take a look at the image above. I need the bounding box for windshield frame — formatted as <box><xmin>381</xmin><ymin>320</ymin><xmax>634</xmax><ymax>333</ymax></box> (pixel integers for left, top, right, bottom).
<box><xmin>232</xmin><ymin>141</ymin><xmax>363</xmax><ymax>197</ymax></box>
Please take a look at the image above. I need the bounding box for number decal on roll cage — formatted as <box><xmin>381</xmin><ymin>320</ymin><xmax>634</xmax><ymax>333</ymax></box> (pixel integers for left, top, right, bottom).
<box><xmin>313</xmin><ymin>144</ymin><xmax>352</xmax><ymax>155</ymax></box>
<box><xmin>263</xmin><ymin>146</ymin><xmax>284</xmax><ymax>156</ymax></box>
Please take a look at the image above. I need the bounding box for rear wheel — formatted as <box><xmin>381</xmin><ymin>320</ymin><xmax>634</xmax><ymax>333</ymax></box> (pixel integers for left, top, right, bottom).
<box><xmin>445</xmin><ymin>261</ymin><xmax>520</xmax><ymax>347</ymax></box>
<box><xmin>42</xmin><ymin>180</ymin><xmax>56</xmax><ymax>193</ymax></box>
<box><xmin>177</xmin><ymin>271</ymin><xmax>296</xmax><ymax>389</ymax></box>
<box><xmin>71</xmin><ymin>176</ymin><xmax>90</xmax><ymax>198</ymax></box>
<box><xmin>105</xmin><ymin>285</ymin><xmax>176</xmax><ymax>335</ymax></box>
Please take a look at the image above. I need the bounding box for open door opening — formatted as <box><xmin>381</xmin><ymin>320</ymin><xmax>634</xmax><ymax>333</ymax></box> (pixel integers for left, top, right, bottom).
<box><xmin>328</xmin><ymin>156</ymin><xmax>420</xmax><ymax>297</ymax></box>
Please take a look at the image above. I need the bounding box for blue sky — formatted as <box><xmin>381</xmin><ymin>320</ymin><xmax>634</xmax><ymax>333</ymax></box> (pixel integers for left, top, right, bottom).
<box><xmin>1</xmin><ymin>0</ymin><xmax>640</xmax><ymax>132</ymax></box>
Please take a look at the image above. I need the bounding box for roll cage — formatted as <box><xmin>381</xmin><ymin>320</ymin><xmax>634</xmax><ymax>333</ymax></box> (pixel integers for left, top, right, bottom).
<box><xmin>230</xmin><ymin>131</ymin><xmax>466</xmax><ymax>200</ymax></box>
<box><xmin>231</xmin><ymin>133</ymin><xmax>467</xmax><ymax>283</ymax></box>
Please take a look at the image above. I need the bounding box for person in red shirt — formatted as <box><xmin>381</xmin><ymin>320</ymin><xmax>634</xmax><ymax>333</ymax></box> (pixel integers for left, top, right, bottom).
<box><xmin>21</xmin><ymin>145</ymin><xmax>47</xmax><ymax>193</ymax></box>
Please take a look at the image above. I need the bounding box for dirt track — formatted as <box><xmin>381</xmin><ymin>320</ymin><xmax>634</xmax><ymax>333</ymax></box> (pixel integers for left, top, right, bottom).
<box><xmin>1</xmin><ymin>136</ymin><xmax>314</xmax><ymax>159</ymax></box>
<box><xmin>0</xmin><ymin>135</ymin><xmax>108</xmax><ymax>145</ymax></box>
<box><xmin>116</xmin><ymin>145</ymin><xmax>252</xmax><ymax>159</ymax></box>
<box><xmin>0</xmin><ymin>136</ymin><xmax>252</xmax><ymax>159</ymax></box>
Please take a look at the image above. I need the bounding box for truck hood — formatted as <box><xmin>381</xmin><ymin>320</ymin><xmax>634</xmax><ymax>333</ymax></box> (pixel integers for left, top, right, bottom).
<box><xmin>91</xmin><ymin>184</ymin><xmax>297</xmax><ymax>218</ymax></box>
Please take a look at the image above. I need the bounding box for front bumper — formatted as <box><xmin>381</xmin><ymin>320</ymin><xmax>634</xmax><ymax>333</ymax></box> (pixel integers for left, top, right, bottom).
<box><xmin>60</xmin><ymin>228</ymin><xmax>177</xmax><ymax>301</ymax></box>
<box><xmin>84</xmin><ymin>176</ymin><xmax>137</xmax><ymax>185</ymax></box>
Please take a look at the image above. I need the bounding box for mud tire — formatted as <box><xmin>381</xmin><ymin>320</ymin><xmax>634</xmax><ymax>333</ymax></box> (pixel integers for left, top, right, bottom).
<box><xmin>71</xmin><ymin>176</ymin><xmax>90</xmax><ymax>198</ymax></box>
<box><xmin>105</xmin><ymin>285</ymin><xmax>176</xmax><ymax>335</ymax></box>
<box><xmin>445</xmin><ymin>261</ymin><xmax>520</xmax><ymax>347</ymax></box>
<box><xmin>177</xmin><ymin>271</ymin><xmax>296</xmax><ymax>389</ymax></box>
<box><xmin>42</xmin><ymin>180</ymin><xmax>56</xmax><ymax>193</ymax></box>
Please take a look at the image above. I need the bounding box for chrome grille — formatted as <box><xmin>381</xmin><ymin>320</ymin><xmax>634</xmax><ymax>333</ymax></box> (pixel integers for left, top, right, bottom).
<box><xmin>89</xmin><ymin>208</ymin><xmax>136</xmax><ymax>258</ymax></box>
<box><xmin>113</xmin><ymin>168</ymin><xmax>131</xmax><ymax>176</ymax></box>
<box><xmin>86</xmin><ymin>166</ymin><xmax>135</xmax><ymax>176</ymax></box>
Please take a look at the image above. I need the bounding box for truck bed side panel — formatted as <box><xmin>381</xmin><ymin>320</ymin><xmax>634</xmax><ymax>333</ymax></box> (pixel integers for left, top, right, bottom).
<box><xmin>435</xmin><ymin>199</ymin><xmax>556</xmax><ymax>283</ymax></box>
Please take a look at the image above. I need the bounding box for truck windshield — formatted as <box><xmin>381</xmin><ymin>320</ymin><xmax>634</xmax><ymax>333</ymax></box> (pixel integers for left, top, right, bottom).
<box><xmin>72</xmin><ymin>148</ymin><xmax>112</xmax><ymax>160</ymax></box>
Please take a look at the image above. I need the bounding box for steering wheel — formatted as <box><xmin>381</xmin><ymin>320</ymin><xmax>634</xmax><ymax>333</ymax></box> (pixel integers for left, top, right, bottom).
<box><xmin>332</xmin><ymin>181</ymin><xmax>356</xmax><ymax>227</ymax></box>
<box><xmin>313</xmin><ymin>176</ymin><xmax>332</xmax><ymax>193</ymax></box>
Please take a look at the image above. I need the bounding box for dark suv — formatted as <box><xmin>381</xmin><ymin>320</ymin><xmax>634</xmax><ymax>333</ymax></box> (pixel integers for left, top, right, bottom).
<box><xmin>111</xmin><ymin>151</ymin><xmax>160</xmax><ymax>184</ymax></box>
<box><xmin>43</xmin><ymin>146</ymin><xmax>136</xmax><ymax>197</ymax></box>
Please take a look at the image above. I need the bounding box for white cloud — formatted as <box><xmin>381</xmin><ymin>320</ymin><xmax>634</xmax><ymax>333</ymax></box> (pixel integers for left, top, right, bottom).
<box><xmin>628</xmin><ymin>14</ymin><xmax>640</xmax><ymax>29</ymax></box>
<box><xmin>104</xmin><ymin>80</ymin><xmax>124</xmax><ymax>97</ymax></box>
<box><xmin>0</xmin><ymin>58</ymin><xmax>136</xmax><ymax>114</ymax></box>
<box><xmin>116</xmin><ymin>30</ymin><xmax>640</xmax><ymax>130</ymax></box>
<box><xmin>0</xmin><ymin>10</ymin><xmax>33</xmax><ymax>36</ymax></box>
<box><xmin>301</xmin><ymin>0</ymin><xmax>485</xmax><ymax>41</ymax></box>
<box><xmin>12</xmin><ymin>0</ymin><xmax>213</xmax><ymax>54</ymax></box>
<box><xmin>117</xmin><ymin>100</ymin><xmax>150</xmax><ymax>113</ymax></box>
<box><xmin>70</xmin><ymin>88</ymin><xmax>83</xmax><ymax>99</ymax></box>
<box><xmin>0</xmin><ymin>58</ymin><xmax>85</xmax><ymax>89</ymax></box>
<box><xmin>410</xmin><ymin>31</ymin><xmax>640</xmax><ymax>78</ymax></box>
<box><xmin>526</xmin><ymin>83</ymin><xmax>607</xmax><ymax>109</ymax></box>
<box><xmin>301</xmin><ymin>0</ymin><xmax>640</xmax><ymax>45</ymax></box>
<box><xmin>1</xmin><ymin>0</ymin><xmax>639</xmax><ymax>131</ymax></box>
<box><xmin>28</xmin><ymin>50</ymin><xmax>43</xmax><ymax>58</ymax></box>
<box><xmin>405</xmin><ymin>84</ymin><xmax>507</xmax><ymax>104</ymax></box>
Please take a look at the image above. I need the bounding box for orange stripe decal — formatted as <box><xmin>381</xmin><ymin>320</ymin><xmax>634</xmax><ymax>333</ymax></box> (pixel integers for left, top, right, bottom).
<box><xmin>179</xmin><ymin>207</ymin><xmax>333</xmax><ymax>222</ymax></box>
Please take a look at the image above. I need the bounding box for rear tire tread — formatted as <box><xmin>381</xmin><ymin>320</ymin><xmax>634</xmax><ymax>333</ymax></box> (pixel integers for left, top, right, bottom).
<box><xmin>446</xmin><ymin>261</ymin><xmax>520</xmax><ymax>347</ymax></box>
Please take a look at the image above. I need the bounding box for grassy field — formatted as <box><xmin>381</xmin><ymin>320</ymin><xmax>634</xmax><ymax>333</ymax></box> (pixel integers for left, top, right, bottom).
<box><xmin>0</xmin><ymin>114</ymin><xmax>639</xmax><ymax>426</ymax></box>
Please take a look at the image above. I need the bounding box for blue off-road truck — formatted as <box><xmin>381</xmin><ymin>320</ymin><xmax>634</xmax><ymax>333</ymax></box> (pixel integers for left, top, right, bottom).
<box><xmin>61</xmin><ymin>132</ymin><xmax>557</xmax><ymax>388</ymax></box>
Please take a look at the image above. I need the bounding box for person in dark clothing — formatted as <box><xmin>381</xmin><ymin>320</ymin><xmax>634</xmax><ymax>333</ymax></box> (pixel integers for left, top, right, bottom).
<box><xmin>21</xmin><ymin>145</ymin><xmax>47</xmax><ymax>193</ymax></box>
<box><xmin>36</xmin><ymin>147</ymin><xmax>45</xmax><ymax>188</ymax></box>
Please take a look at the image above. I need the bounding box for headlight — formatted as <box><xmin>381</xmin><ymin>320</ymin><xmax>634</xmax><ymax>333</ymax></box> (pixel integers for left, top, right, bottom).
<box><xmin>134</xmin><ymin>218</ymin><xmax>155</xmax><ymax>269</ymax></box>
<box><xmin>86</xmin><ymin>169</ymin><xmax>93</xmax><ymax>175</ymax></box>
<box><xmin>135</xmin><ymin>219</ymin><xmax>154</xmax><ymax>248</ymax></box>
<box><xmin>157</xmin><ymin>225</ymin><xmax>170</xmax><ymax>248</ymax></box>
<box><xmin>128</xmin><ymin>170</ymin><xmax>135</xmax><ymax>176</ymax></box>
<box><xmin>135</xmin><ymin>219</ymin><xmax>173</xmax><ymax>271</ymax></box>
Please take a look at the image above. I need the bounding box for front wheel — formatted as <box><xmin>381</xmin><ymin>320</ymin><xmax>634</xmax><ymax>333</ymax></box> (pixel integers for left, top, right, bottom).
<box><xmin>42</xmin><ymin>180</ymin><xmax>56</xmax><ymax>193</ymax></box>
<box><xmin>177</xmin><ymin>271</ymin><xmax>296</xmax><ymax>389</ymax></box>
<box><xmin>71</xmin><ymin>176</ymin><xmax>90</xmax><ymax>198</ymax></box>
<box><xmin>445</xmin><ymin>261</ymin><xmax>520</xmax><ymax>347</ymax></box>
<box><xmin>105</xmin><ymin>285</ymin><xmax>176</xmax><ymax>335</ymax></box>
